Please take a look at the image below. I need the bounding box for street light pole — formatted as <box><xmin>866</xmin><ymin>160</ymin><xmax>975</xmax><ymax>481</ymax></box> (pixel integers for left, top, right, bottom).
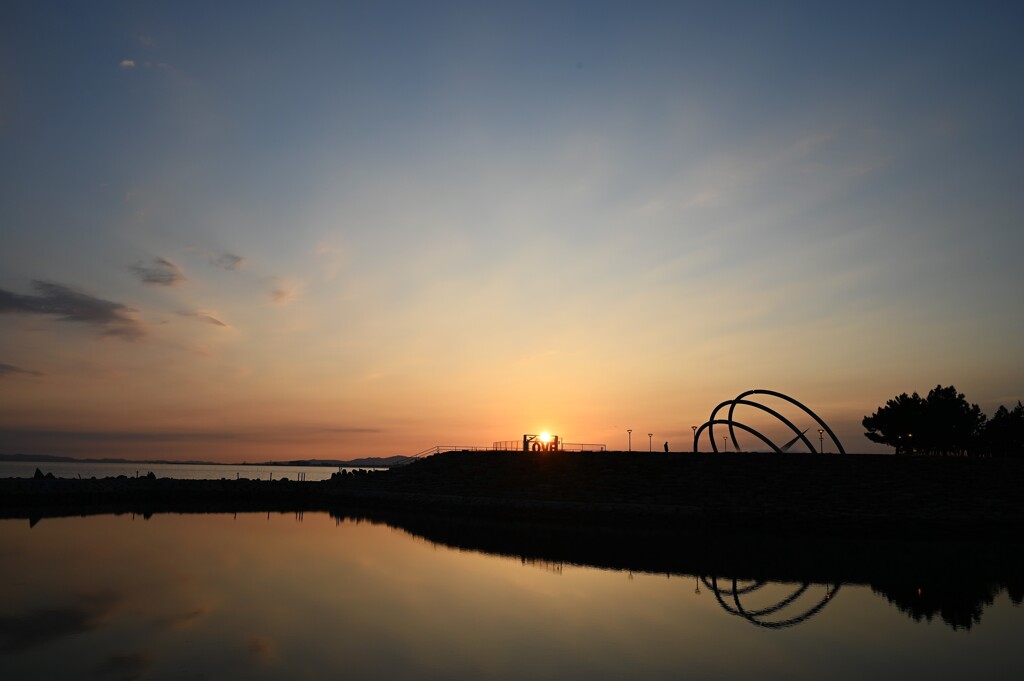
<box><xmin>627</xmin><ymin>429</ymin><xmax>632</xmax><ymax>452</ymax></box>
<box><xmin>723</xmin><ymin>436</ymin><xmax>728</xmax><ymax>453</ymax></box>
<box><xmin>818</xmin><ymin>428</ymin><xmax>824</xmax><ymax>454</ymax></box>
<box><xmin>692</xmin><ymin>425</ymin><xmax>697</xmax><ymax>453</ymax></box>
<box><xmin>648</xmin><ymin>433</ymin><xmax>653</xmax><ymax>452</ymax></box>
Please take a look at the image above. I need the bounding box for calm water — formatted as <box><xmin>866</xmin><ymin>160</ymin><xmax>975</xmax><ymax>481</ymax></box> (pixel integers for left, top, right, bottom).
<box><xmin>0</xmin><ymin>512</ymin><xmax>1021</xmax><ymax>681</ymax></box>
<box><xmin>0</xmin><ymin>461</ymin><xmax>365</xmax><ymax>481</ymax></box>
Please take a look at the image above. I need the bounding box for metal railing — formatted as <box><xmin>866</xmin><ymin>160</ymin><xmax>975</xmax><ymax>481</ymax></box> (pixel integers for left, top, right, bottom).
<box><xmin>492</xmin><ymin>441</ymin><xmax>607</xmax><ymax>452</ymax></box>
<box><xmin>396</xmin><ymin>442</ymin><xmax>609</xmax><ymax>465</ymax></box>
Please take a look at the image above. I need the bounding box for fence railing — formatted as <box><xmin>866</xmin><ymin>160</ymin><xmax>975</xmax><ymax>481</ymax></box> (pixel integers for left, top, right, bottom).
<box><xmin>397</xmin><ymin>442</ymin><xmax>609</xmax><ymax>465</ymax></box>
<box><xmin>491</xmin><ymin>441</ymin><xmax>607</xmax><ymax>452</ymax></box>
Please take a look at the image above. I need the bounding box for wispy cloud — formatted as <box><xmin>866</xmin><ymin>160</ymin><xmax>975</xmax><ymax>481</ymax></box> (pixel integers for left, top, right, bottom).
<box><xmin>0</xmin><ymin>363</ymin><xmax>42</xmax><ymax>379</ymax></box>
<box><xmin>270</xmin><ymin>288</ymin><xmax>295</xmax><ymax>304</ymax></box>
<box><xmin>210</xmin><ymin>252</ymin><xmax>245</xmax><ymax>270</ymax></box>
<box><xmin>118</xmin><ymin>59</ymin><xmax>136</xmax><ymax>70</ymax></box>
<box><xmin>180</xmin><ymin>311</ymin><xmax>228</xmax><ymax>328</ymax></box>
<box><xmin>91</xmin><ymin>652</ymin><xmax>153</xmax><ymax>681</ymax></box>
<box><xmin>267</xmin><ymin>277</ymin><xmax>299</xmax><ymax>304</ymax></box>
<box><xmin>0</xmin><ymin>428</ymin><xmax>239</xmax><ymax>444</ymax></box>
<box><xmin>0</xmin><ymin>281</ymin><xmax>144</xmax><ymax>340</ymax></box>
<box><xmin>130</xmin><ymin>258</ymin><xmax>185</xmax><ymax>286</ymax></box>
<box><xmin>0</xmin><ymin>426</ymin><xmax>383</xmax><ymax>445</ymax></box>
<box><xmin>314</xmin><ymin>242</ymin><xmax>345</xmax><ymax>281</ymax></box>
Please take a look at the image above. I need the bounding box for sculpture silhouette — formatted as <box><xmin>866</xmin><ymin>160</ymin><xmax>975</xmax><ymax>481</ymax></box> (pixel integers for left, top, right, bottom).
<box><xmin>694</xmin><ymin>389</ymin><xmax>845</xmax><ymax>454</ymax></box>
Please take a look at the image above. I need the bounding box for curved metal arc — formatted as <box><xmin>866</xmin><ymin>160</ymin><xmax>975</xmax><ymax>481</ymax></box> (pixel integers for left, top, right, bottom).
<box><xmin>694</xmin><ymin>420</ymin><xmax>783</xmax><ymax>454</ymax></box>
<box><xmin>711</xmin><ymin>398</ymin><xmax>817</xmax><ymax>454</ymax></box>
<box><xmin>736</xmin><ymin>389</ymin><xmax>846</xmax><ymax>454</ymax></box>
<box><xmin>703</xmin><ymin>400</ymin><xmax>735</xmax><ymax>453</ymax></box>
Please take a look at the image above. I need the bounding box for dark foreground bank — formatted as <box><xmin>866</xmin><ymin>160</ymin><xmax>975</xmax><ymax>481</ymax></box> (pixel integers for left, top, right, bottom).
<box><xmin>3</xmin><ymin>451</ymin><xmax>1024</xmax><ymax>536</ymax></box>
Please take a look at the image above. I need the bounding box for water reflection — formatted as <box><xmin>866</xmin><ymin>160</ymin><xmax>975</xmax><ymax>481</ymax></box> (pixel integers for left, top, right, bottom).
<box><xmin>700</xmin><ymin>577</ymin><xmax>841</xmax><ymax>629</ymax></box>
<box><xmin>1</xmin><ymin>509</ymin><xmax>1022</xmax><ymax>681</ymax></box>
<box><xmin>326</xmin><ymin>509</ymin><xmax>1024</xmax><ymax>633</ymax></box>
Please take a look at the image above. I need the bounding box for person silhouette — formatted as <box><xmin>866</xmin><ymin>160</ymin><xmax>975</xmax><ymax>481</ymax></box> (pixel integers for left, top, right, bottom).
<box><xmin>663</xmin><ymin>441</ymin><xmax>669</xmax><ymax>453</ymax></box>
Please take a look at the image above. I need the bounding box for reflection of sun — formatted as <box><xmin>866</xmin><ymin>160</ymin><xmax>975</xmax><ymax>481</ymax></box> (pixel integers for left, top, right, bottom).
<box><xmin>540</xmin><ymin>432</ymin><xmax>551</xmax><ymax>443</ymax></box>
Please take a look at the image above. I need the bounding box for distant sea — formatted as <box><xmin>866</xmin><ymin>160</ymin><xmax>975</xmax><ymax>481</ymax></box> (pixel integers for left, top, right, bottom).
<box><xmin>0</xmin><ymin>460</ymin><xmax>365</xmax><ymax>481</ymax></box>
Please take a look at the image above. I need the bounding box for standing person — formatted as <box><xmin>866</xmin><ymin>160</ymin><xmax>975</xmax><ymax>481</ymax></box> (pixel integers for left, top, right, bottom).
<box><xmin>663</xmin><ymin>441</ymin><xmax>669</xmax><ymax>453</ymax></box>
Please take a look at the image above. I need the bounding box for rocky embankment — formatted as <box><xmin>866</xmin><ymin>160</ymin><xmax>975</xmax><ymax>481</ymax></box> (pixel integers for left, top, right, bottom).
<box><xmin>3</xmin><ymin>451</ymin><xmax>1023</xmax><ymax>536</ymax></box>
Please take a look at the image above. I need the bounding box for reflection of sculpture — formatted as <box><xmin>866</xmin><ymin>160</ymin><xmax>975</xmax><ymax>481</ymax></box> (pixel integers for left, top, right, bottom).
<box><xmin>701</xmin><ymin>577</ymin><xmax>841</xmax><ymax>629</ymax></box>
<box><xmin>694</xmin><ymin>389</ymin><xmax>846</xmax><ymax>454</ymax></box>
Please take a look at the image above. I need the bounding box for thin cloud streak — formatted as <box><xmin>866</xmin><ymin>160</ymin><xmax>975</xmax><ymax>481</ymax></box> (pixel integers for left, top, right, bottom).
<box><xmin>267</xmin><ymin>277</ymin><xmax>299</xmax><ymax>304</ymax></box>
<box><xmin>211</xmin><ymin>253</ymin><xmax>245</xmax><ymax>270</ymax></box>
<box><xmin>0</xmin><ymin>363</ymin><xmax>42</xmax><ymax>378</ymax></box>
<box><xmin>180</xmin><ymin>311</ymin><xmax>228</xmax><ymax>327</ymax></box>
<box><xmin>130</xmin><ymin>258</ymin><xmax>186</xmax><ymax>286</ymax></box>
<box><xmin>0</xmin><ymin>281</ymin><xmax>144</xmax><ymax>340</ymax></box>
<box><xmin>0</xmin><ymin>426</ymin><xmax>384</xmax><ymax>445</ymax></box>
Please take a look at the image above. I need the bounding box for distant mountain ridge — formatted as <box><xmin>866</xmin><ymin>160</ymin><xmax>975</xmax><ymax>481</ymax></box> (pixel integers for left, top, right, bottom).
<box><xmin>0</xmin><ymin>453</ymin><xmax>411</xmax><ymax>468</ymax></box>
<box><xmin>258</xmin><ymin>456</ymin><xmax>411</xmax><ymax>468</ymax></box>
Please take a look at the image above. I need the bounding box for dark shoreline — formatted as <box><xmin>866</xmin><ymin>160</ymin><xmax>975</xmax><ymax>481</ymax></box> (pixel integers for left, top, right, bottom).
<box><xmin>3</xmin><ymin>450</ymin><xmax>1024</xmax><ymax>537</ymax></box>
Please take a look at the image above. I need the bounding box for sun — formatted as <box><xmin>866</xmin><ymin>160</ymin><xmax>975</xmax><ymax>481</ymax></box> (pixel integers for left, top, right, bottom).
<box><xmin>540</xmin><ymin>432</ymin><xmax>551</xmax><ymax>443</ymax></box>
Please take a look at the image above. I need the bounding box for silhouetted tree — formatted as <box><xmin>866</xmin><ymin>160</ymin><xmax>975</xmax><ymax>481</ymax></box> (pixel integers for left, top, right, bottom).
<box><xmin>982</xmin><ymin>401</ymin><xmax>1024</xmax><ymax>458</ymax></box>
<box><xmin>862</xmin><ymin>391</ymin><xmax>926</xmax><ymax>454</ymax></box>
<box><xmin>863</xmin><ymin>385</ymin><xmax>986</xmax><ymax>455</ymax></box>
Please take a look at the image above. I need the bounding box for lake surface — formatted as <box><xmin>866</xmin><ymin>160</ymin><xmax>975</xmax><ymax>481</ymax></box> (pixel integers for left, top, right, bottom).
<box><xmin>0</xmin><ymin>461</ymin><xmax>362</xmax><ymax>481</ymax></box>
<box><xmin>1</xmin><ymin>512</ymin><xmax>1021</xmax><ymax>681</ymax></box>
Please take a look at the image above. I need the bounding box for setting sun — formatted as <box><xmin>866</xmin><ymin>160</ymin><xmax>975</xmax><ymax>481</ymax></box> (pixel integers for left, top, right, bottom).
<box><xmin>540</xmin><ymin>432</ymin><xmax>551</xmax><ymax>443</ymax></box>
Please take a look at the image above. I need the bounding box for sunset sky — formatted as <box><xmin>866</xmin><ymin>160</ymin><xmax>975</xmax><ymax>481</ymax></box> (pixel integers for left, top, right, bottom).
<box><xmin>2</xmin><ymin>2</ymin><xmax>1022</xmax><ymax>460</ymax></box>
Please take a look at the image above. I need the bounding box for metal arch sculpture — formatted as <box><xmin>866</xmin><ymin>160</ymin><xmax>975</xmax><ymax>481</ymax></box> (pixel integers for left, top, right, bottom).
<box><xmin>694</xmin><ymin>389</ymin><xmax>845</xmax><ymax>454</ymax></box>
<box><xmin>693</xmin><ymin>420</ymin><xmax>785</xmax><ymax>454</ymax></box>
<box><xmin>701</xmin><ymin>577</ymin><xmax>841</xmax><ymax>629</ymax></box>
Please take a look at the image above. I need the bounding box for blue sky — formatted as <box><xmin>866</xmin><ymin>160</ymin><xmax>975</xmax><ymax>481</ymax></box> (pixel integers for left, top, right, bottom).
<box><xmin>1</xmin><ymin>1</ymin><xmax>1022</xmax><ymax>459</ymax></box>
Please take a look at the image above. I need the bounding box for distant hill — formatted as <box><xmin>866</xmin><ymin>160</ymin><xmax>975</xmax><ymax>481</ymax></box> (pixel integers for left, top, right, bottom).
<box><xmin>0</xmin><ymin>453</ymin><xmax>80</xmax><ymax>463</ymax></box>
<box><xmin>0</xmin><ymin>453</ymin><xmax>412</xmax><ymax>468</ymax></box>
<box><xmin>257</xmin><ymin>456</ymin><xmax>411</xmax><ymax>468</ymax></box>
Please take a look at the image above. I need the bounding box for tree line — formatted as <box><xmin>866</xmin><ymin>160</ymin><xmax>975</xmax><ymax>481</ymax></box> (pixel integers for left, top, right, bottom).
<box><xmin>863</xmin><ymin>385</ymin><xmax>1024</xmax><ymax>456</ymax></box>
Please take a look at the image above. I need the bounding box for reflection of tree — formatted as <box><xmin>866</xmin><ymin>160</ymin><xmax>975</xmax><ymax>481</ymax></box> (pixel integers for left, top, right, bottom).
<box><xmin>870</xmin><ymin>580</ymin><xmax>1014</xmax><ymax>631</ymax></box>
<box><xmin>701</xmin><ymin>577</ymin><xmax>840</xmax><ymax>629</ymax></box>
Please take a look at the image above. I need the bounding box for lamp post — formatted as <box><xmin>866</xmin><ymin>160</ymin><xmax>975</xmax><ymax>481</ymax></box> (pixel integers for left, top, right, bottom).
<box><xmin>648</xmin><ymin>433</ymin><xmax>653</xmax><ymax>452</ymax></box>
<box><xmin>723</xmin><ymin>436</ymin><xmax>728</xmax><ymax>453</ymax></box>
<box><xmin>627</xmin><ymin>429</ymin><xmax>632</xmax><ymax>452</ymax></box>
<box><xmin>818</xmin><ymin>428</ymin><xmax>824</xmax><ymax>454</ymax></box>
<box><xmin>692</xmin><ymin>425</ymin><xmax>697</xmax><ymax>452</ymax></box>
